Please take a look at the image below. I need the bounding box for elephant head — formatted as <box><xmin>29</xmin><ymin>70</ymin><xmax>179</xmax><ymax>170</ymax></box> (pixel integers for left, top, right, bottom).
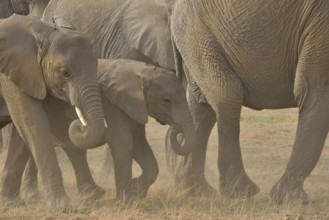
<box><xmin>98</xmin><ymin>59</ymin><xmax>196</xmax><ymax>156</ymax></box>
<box><xmin>0</xmin><ymin>14</ymin><xmax>105</xmax><ymax>149</ymax></box>
<box><xmin>0</xmin><ymin>0</ymin><xmax>50</xmax><ymax>18</ymax></box>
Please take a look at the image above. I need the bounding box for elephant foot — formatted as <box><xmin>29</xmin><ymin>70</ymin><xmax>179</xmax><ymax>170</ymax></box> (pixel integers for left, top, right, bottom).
<box><xmin>78</xmin><ymin>184</ymin><xmax>106</xmax><ymax>202</ymax></box>
<box><xmin>175</xmin><ymin>175</ymin><xmax>217</xmax><ymax>197</ymax></box>
<box><xmin>0</xmin><ymin>196</ymin><xmax>25</xmax><ymax>207</ymax></box>
<box><xmin>181</xmin><ymin>177</ymin><xmax>218</xmax><ymax>197</ymax></box>
<box><xmin>220</xmin><ymin>172</ymin><xmax>260</xmax><ymax>198</ymax></box>
<box><xmin>46</xmin><ymin>194</ymin><xmax>76</xmax><ymax>213</ymax></box>
<box><xmin>21</xmin><ymin>189</ymin><xmax>42</xmax><ymax>203</ymax></box>
<box><xmin>270</xmin><ymin>178</ymin><xmax>309</xmax><ymax>205</ymax></box>
<box><xmin>131</xmin><ymin>177</ymin><xmax>150</xmax><ymax>199</ymax></box>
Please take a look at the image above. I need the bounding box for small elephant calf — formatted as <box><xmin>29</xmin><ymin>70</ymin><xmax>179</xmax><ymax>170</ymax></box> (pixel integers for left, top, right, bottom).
<box><xmin>96</xmin><ymin>59</ymin><xmax>195</xmax><ymax>201</ymax></box>
<box><xmin>1</xmin><ymin>59</ymin><xmax>195</xmax><ymax>203</ymax></box>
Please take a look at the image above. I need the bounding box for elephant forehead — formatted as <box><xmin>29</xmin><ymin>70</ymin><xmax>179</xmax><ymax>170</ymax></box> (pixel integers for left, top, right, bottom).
<box><xmin>51</xmin><ymin>33</ymin><xmax>94</xmax><ymax>54</ymax></box>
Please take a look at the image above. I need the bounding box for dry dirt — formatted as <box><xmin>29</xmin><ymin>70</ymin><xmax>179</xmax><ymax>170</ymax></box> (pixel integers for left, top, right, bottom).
<box><xmin>1</xmin><ymin>108</ymin><xmax>329</xmax><ymax>219</ymax></box>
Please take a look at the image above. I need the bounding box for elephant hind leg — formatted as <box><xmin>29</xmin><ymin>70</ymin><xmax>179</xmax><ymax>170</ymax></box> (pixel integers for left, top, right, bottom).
<box><xmin>0</xmin><ymin>125</ymin><xmax>29</xmax><ymax>206</ymax></box>
<box><xmin>271</xmin><ymin>54</ymin><xmax>329</xmax><ymax>204</ymax></box>
<box><xmin>62</xmin><ymin>147</ymin><xmax>105</xmax><ymax>202</ymax></box>
<box><xmin>270</xmin><ymin>96</ymin><xmax>329</xmax><ymax>204</ymax></box>
<box><xmin>183</xmin><ymin>34</ymin><xmax>259</xmax><ymax>198</ymax></box>
<box><xmin>132</xmin><ymin>125</ymin><xmax>159</xmax><ymax>198</ymax></box>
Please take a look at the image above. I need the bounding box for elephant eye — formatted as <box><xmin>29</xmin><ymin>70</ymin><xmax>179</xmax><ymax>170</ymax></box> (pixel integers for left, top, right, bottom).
<box><xmin>164</xmin><ymin>96</ymin><xmax>171</xmax><ymax>104</ymax></box>
<box><xmin>60</xmin><ymin>68</ymin><xmax>71</xmax><ymax>79</ymax></box>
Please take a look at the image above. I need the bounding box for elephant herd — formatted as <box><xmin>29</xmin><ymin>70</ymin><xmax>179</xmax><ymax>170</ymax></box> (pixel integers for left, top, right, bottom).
<box><xmin>0</xmin><ymin>0</ymin><xmax>328</xmax><ymax>211</ymax></box>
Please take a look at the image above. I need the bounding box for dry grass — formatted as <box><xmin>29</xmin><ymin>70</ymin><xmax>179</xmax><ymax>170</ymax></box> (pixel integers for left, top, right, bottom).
<box><xmin>2</xmin><ymin>107</ymin><xmax>329</xmax><ymax>219</ymax></box>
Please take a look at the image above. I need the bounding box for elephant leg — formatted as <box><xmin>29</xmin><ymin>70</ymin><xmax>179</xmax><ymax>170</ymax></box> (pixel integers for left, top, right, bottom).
<box><xmin>108</xmin><ymin>133</ymin><xmax>133</xmax><ymax>202</ymax></box>
<box><xmin>183</xmin><ymin>35</ymin><xmax>259</xmax><ymax>198</ymax></box>
<box><xmin>98</xmin><ymin>145</ymin><xmax>114</xmax><ymax>182</ymax></box>
<box><xmin>61</xmin><ymin>147</ymin><xmax>105</xmax><ymax>201</ymax></box>
<box><xmin>21</xmin><ymin>155</ymin><xmax>40</xmax><ymax>203</ymax></box>
<box><xmin>0</xmin><ymin>124</ymin><xmax>29</xmax><ymax>206</ymax></box>
<box><xmin>271</xmin><ymin>69</ymin><xmax>329</xmax><ymax>204</ymax></box>
<box><xmin>1</xmin><ymin>79</ymin><xmax>70</xmax><ymax>210</ymax></box>
<box><xmin>131</xmin><ymin>125</ymin><xmax>159</xmax><ymax>198</ymax></box>
<box><xmin>105</xmin><ymin>107</ymin><xmax>134</xmax><ymax>201</ymax></box>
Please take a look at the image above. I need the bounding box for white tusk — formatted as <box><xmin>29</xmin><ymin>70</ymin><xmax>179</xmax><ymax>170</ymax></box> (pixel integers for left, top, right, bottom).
<box><xmin>75</xmin><ymin>107</ymin><xmax>87</xmax><ymax>127</ymax></box>
<box><xmin>104</xmin><ymin>120</ymin><xmax>108</xmax><ymax>128</ymax></box>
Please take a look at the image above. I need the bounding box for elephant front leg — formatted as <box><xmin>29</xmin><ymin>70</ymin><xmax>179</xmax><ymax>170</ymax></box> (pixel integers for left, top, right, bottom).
<box><xmin>0</xmin><ymin>125</ymin><xmax>29</xmax><ymax>207</ymax></box>
<box><xmin>62</xmin><ymin>147</ymin><xmax>105</xmax><ymax>202</ymax></box>
<box><xmin>2</xmin><ymin>82</ymin><xmax>70</xmax><ymax>210</ymax></box>
<box><xmin>21</xmin><ymin>156</ymin><xmax>40</xmax><ymax>203</ymax></box>
<box><xmin>131</xmin><ymin>125</ymin><xmax>159</xmax><ymax>198</ymax></box>
<box><xmin>106</xmin><ymin>126</ymin><xmax>134</xmax><ymax>202</ymax></box>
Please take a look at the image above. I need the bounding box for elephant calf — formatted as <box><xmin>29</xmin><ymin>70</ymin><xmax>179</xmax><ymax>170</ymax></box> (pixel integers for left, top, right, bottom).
<box><xmin>2</xmin><ymin>59</ymin><xmax>195</xmax><ymax>203</ymax></box>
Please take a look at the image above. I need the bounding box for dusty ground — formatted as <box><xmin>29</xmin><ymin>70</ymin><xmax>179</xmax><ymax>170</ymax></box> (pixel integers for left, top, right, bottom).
<box><xmin>1</xmin><ymin>107</ymin><xmax>329</xmax><ymax>219</ymax></box>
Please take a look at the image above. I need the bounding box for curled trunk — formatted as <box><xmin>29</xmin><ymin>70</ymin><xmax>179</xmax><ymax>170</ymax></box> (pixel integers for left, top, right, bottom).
<box><xmin>68</xmin><ymin>82</ymin><xmax>105</xmax><ymax>149</ymax></box>
<box><xmin>170</xmin><ymin>110</ymin><xmax>196</xmax><ymax>156</ymax></box>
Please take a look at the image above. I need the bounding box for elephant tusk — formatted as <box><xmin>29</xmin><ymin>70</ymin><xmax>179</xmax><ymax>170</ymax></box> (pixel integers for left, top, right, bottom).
<box><xmin>75</xmin><ymin>107</ymin><xmax>87</xmax><ymax>127</ymax></box>
<box><xmin>104</xmin><ymin>119</ymin><xmax>108</xmax><ymax>128</ymax></box>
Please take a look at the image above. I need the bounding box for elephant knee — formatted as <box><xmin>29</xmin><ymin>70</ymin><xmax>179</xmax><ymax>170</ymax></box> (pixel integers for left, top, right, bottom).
<box><xmin>146</xmin><ymin>162</ymin><xmax>159</xmax><ymax>185</ymax></box>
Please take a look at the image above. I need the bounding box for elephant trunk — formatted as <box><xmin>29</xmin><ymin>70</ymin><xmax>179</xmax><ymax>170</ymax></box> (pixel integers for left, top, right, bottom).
<box><xmin>170</xmin><ymin>109</ymin><xmax>196</xmax><ymax>156</ymax></box>
<box><xmin>0</xmin><ymin>0</ymin><xmax>14</xmax><ymax>18</ymax></box>
<box><xmin>68</xmin><ymin>80</ymin><xmax>105</xmax><ymax>149</ymax></box>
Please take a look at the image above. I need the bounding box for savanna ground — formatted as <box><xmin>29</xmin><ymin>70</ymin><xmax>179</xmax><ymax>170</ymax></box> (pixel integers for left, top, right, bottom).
<box><xmin>1</xmin><ymin>108</ymin><xmax>329</xmax><ymax>219</ymax></box>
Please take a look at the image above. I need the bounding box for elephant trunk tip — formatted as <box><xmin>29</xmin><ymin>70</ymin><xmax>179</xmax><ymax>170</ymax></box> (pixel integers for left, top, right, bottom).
<box><xmin>68</xmin><ymin>117</ymin><xmax>105</xmax><ymax>149</ymax></box>
<box><xmin>169</xmin><ymin>126</ymin><xmax>194</xmax><ymax>156</ymax></box>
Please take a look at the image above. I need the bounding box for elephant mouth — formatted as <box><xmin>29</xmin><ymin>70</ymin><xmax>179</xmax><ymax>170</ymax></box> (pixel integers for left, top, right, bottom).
<box><xmin>156</xmin><ymin>119</ymin><xmax>167</xmax><ymax>125</ymax></box>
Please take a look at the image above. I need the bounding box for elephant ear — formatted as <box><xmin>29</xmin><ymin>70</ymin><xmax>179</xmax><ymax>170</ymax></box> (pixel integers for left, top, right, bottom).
<box><xmin>98</xmin><ymin>59</ymin><xmax>148</xmax><ymax>124</ymax></box>
<box><xmin>0</xmin><ymin>15</ymin><xmax>46</xmax><ymax>100</ymax></box>
<box><xmin>119</xmin><ymin>0</ymin><xmax>175</xmax><ymax>70</ymax></box>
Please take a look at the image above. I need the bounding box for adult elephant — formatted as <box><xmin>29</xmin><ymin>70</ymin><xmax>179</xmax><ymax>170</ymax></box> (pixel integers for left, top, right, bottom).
<box><xmin>42</xmin><ymin>0</ymin><xmax>175</xmax><ymax>69</ymax></box>
<box><xmin>170</xmin><ymin>0</ymin><xmax>329</xmax><ymax>204</ymax></box>
<box><xmin>0</xmin><ymin>14</ymin><xmax>105</xmax><ymax>209</ymax></box>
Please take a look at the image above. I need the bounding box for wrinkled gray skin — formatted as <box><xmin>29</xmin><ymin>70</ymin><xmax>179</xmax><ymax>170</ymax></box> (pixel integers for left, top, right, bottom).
<box><xmin>0</xmin><ymin>15</ymin><xmax>105</xmax><ymax>209</ymax></box>
<box><xmin>98</xmin><ymin>59</ymin><xmax>193</xmax><ymax>200</ymax></box>
<box><xmin>1</xmin><ymin>0</ymin><xmax>193</xmax><ymax>203</ymax></box>
<box><xmin>0</xmin><ymin>0</ymin><xmax>50</xmax><ymax>153</ymax></box>
<box><xmin>43</xmin><ymin>0</ymin><xmax>195</xmax><ymax>173</ymax></box>
<box><xmin>2</xmin><ymin>59</ymin><xmax>193</xmax><ymax>201</ymax></box>
<box><xmin>43</xmin><ymin>0</ymin><xmax>174</xmax><ymax>69</ymax></box>
<box><xmin>0</xmin><ymin>0</ymin><xmax>50</xmax><ymax>19</ymax></box>
<box><xmin>0</xmin><ymin>0</ymin><xmax>107</xmax><ymax>206</ymax></box>
<box><xmin>170</xmin><ymin>0</ymin><xmax>329</xmax><ymax>204</ymax></box>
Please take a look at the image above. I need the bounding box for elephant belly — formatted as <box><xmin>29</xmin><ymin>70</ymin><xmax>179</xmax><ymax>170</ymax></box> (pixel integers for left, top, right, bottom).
<box><xmin>242</xmin><ymin>83</ymin><xmax>297</xmax><ymax>110</ymax></box>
